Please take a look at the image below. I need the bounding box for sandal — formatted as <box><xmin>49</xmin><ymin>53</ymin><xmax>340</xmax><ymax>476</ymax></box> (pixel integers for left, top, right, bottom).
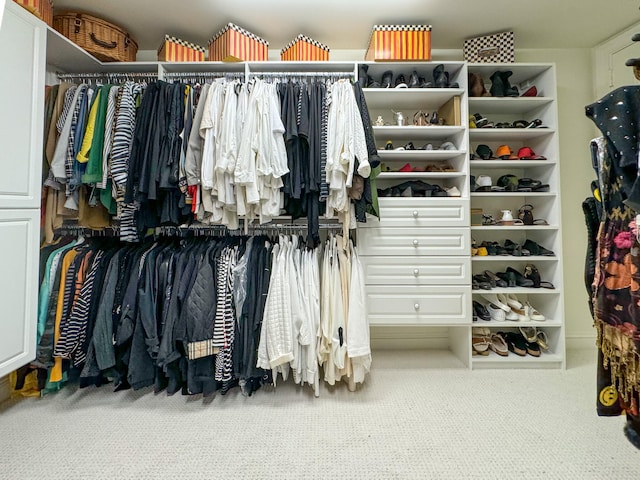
<box><xmin>527</xmin><ymin>302</ymin><xmax>546</xmax><ymax>321</ymax></box>
<box><xmin>523</xmin><ymin>264</ymin><xmax>541</xmax><ymax>288</ymax></box>
<box><xmin>519</xmin><ymin>326</ymin><xmax>538</xmax><ymax>342</ymax></box>
<box><xmin>498</xmin><ymin>331</ymin><xmax>527</xmax><ymax>356</ymax></box>
<box><xmin>489</xmin><ymin>333</ymin><xmax>509</xmax><ymax>356</ymax></box>
<box><xmin>414</xmin><ymin>111</ymin><xmax>428</xmax><ymax>126</ymax></box>
<box><xmin>536</xmin><ymin>330</ymin><xmax>550</xmax><ymax>350</ymax></box>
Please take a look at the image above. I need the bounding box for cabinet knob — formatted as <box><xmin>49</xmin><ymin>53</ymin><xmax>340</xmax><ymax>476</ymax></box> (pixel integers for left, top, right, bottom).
<box><xmin>413</xmin><ymin>239</ymin><xmax>419</xmax><ymax>247</ymax></box>
<box><xmin>413</xmin><ymin>269</ymin><xmax>419</xmax><ymax>277</ymax></box>
<box><xmin>414</xmin><ymin>303</ymin><xmax>420</xmax><ymax>311</ymax></box>
<box><xmin>412</xmin><ymin>210</ymin><xmax>419</xmax><ymax>218</ymax></box>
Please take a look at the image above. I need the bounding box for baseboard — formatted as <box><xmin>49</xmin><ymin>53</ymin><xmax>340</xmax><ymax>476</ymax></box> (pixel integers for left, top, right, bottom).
<box><xmin>566</xmin><ymin>335</ymin><xmax>597</xmax><ymax>350</ymax></box>
<box><xmin>0</xmin><ymin>376</ymin><xmax>10</xmax><ymax>404</ymax></box>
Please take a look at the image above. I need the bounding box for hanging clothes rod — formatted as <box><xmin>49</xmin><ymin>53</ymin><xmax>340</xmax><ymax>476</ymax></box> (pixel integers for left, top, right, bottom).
<box><xmin>163</xmin><ymin>71</ymin><xmax>245</xmax><ymax>78</ymax></box>
<box><xmin>56</xmin><ymin>72</ymin><xmax>158</xmax><ymax>79</ymax></box>
<box><xmin>250</xmin><ymin>71</ymin><xmax>353</xmax><ymax>78</ymax></box>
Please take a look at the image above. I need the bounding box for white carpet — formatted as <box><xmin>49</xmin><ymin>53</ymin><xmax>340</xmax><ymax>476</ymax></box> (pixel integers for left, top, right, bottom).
<box><xmin>0</xmin><ymin>349</ymin><xmax>637</xmax><ymax>479</ymax></box>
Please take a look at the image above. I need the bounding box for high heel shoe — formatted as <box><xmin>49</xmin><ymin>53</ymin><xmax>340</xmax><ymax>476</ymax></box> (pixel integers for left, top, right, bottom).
<box><xmin>506</xmin><ymin>267</ymin><xmax>535</xmax><ymax>287</ymax></box>
<box><xmin>409</xmin><ymin>70</ymin><xmax>420</xmax><ymax>88</ymax></box>
<box><xmin>413</xmin><ymin>111</ymin><xmax>428</xmax><ymax>126</ymax></box>
<box><xmin>433</xmin><ymin>64</ymin><xmax>447</xmax><ymax>88</ymax></box>
<box><xmin>381</xmin><ymin>70</ymin><xmax>393</xmax><ymax>88</ymax></box>
<box><xmin>489</xmin><ymin>71</ymin><xmax>505</xmax><ymax>97</ymax></box>
<box><xmin>524</xmin><ymin>264</ymin><xmax>541</xmax><ymax>288</ymax></box>
<box><xmin>501</xmin><ymin>70</ymin><xmax>519</xmax><ymax>97</ymax></box>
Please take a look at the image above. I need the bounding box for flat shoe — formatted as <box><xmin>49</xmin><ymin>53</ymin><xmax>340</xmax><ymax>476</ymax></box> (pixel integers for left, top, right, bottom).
<box><xmin>506</xmin><ymin>267</ymin><xmax>535</xmax><ymax>287</ymax></box>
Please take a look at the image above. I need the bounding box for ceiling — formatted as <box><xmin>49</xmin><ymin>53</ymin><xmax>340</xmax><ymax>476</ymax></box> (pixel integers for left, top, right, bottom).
<box><xmin>53</xmin><ymin>0</ymin><xmax>640</xmax><ymax>52</ymax></box>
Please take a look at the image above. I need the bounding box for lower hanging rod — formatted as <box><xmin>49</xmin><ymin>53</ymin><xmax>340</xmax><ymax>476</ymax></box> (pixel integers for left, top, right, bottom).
<box><xmin>250</xmin><ymin>71</ymin><xmax>353</xmax><ymax>78</ymax></box>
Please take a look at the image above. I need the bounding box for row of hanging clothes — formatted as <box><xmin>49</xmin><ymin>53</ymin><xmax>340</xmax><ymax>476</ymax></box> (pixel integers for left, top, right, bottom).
<box><xmin>41</xmin><ymin>71</ymin><xmax>381</xmax><ymax>248</ymax></box>
<box><xmin>584</xmin><ymin>67</ymin><xmax>640</xmax><ymax>448</ymax></box>
<box><xmin>14</xmin><ymin>230</ymin><xmax>370</xmax><ymax>398</ymax></box>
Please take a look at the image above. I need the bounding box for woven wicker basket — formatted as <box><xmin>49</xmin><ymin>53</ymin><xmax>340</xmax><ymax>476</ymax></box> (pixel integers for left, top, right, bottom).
<box><xmin>53</xmin><ymin>12</ymin><xmax>138</xmax><ymax>62</ymax></box>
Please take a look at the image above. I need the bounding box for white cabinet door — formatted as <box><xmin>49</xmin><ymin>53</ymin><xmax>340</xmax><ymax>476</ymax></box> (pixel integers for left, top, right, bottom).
<box><xmin>0</xmin><ymin>209</ymin><xmax>39</xmax><ymax>378</ymax></box>
<box><xmin>0</xmin><ymin>2</ymin><xmax>45</xmax><ymax>209</ymax></box>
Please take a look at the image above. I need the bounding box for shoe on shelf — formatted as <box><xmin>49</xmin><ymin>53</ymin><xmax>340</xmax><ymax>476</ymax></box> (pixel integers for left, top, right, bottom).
<box><xmin>408</xmin><ymin>70</ymin><xmax>420</xmax><ymax>88</ymax></box>
<box><xmin>385</xmin><ymin>140</ymin><xmax>394</xmax><ymax>150</ymax></box>
<box><xmin>485</xmin><ymin>270</ymin><xmax>507</xmax><ymax>288</ymax></box>
<box><xmin>519</xmin><ymin>326</ymin><xmax>538</xmax><ymax>342</ymax></box>
<box><xmin>522</xmin><ymin>239</ymin><xmax>555</xmax><ymax>256</ymax></box>
<box><xmin>489</xmin><ymin>71</ymin><xmax>506</xmax><ymax>97</ymax></box>
<box><xmin>523</xmin><ymin>264</ymin><xmax>542</xmax><ymax>288</ymax></box>
<box><xmin>536</xmin><ymin>330</ymin><xmax>550</xmax><ymax>350</ymax></box>
<box><xmin>496</xmin><ymin>271</ymin><xmax>516</xmax><ymax>287</ymax></box>
<box><xmin>486</xmin><ymin>302</ymin><xmax>506</xmax><ymax>321</ymax></box>
<box><xmin>381</xmin><ymin>70</ymin><xmax>393</xmax><ymax>88</ymax></box>
<box><xmin>433</xmin><ymin>64</ymin><xmax>447</xmax><ymax>88</ymax></box>
<box><xmin>445</xmin><ymin>186</ymin><xmax>461</xmax><ymax>197</ymax></box>
<box><xmin>506</xmin><ymin>267</ymin><xmax>535</xmax><ymax>287</ymax></box>
<box><xmin>473</xmin><ymin>274</ymin><xmax>493</xmax><ymax>290</ymax></box>
<box><xmin>473</xmin><ymin>300</ymin><xmax>491</xmax><ymax>321</ymax></box>
<box><xmin>472</xmin><ymin>327</ymin><xmax>491</xmax><ymax>355</ymax></box>
<box><xmin>481</xmin><ymin>293</ymin><xmax>510</xmax><ymax>312</ymax></box>
<box><xmin>395</xmin><ymin>73</ymin><xmax>408</xmax><ymax>88</ymax></box>
<box><xmin>505</xmin><ymin>294</ymin><xmax>529</xmax><ymax>321</ymax></box>
<box><xmin>488</xmin><ymin>333</ymin><xmax>509</xmax><ymax>356</ymax></box>
<box><xmin>527</xmin><ymin>302</ymin><xmax>546</xmax><ymax>321</ymax></box>
<box><xmin>524</xmin><ymin>338</ymin><xmax>541</xmax><ymax>357</ymax></box>
<box><xmin>498</xmin><ymin>331</ymin><xmax>527</xmax><ymax>356</ymax></box>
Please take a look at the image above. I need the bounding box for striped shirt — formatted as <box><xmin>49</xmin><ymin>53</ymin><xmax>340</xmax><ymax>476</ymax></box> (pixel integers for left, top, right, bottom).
<box><xmin>98</xmin><ymin>85</ymin><xmax>120</xmax><ymax>190</ymax></box>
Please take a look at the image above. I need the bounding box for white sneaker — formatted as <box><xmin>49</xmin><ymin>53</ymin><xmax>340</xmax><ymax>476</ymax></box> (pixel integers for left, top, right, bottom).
<box><xmin>486</xmin><ymin>303</ymin><xmax>506</xmax><ymax>321</ymax></box>
<box><xmin>482</xmin><ymin>293</ymin><xmax>510</xmax><ymax>312</ymax></box>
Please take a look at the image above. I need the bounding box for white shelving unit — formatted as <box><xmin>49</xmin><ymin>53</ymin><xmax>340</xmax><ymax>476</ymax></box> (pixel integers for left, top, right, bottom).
<box><xmin>357</xmin><ymin>62</ymin><xmax>472</xmax><ymax>367</ymax></box>
<box><xmin>468</xmin><ymin>63</ymin><xmax>565</xmax><ymax>369</ymax></box>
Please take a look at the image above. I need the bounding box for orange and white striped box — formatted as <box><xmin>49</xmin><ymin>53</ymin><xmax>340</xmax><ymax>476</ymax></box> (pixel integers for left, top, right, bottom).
<box><xmin>365</xmin><ymin>24</ymin><xmax>432</xmax><ymax>62</ymax></box>
<box><xmin>13</xmin><ymin>0</ymin><xmax>53</xmax><ymax>26</ymax></box>
<box><xmin>208</xmin><ymin>23</ymin><xmax>268</xmax><ymax>62</ymax></box>
<box><xmin>281</xmin><ymin>34</ymin><xmax>329</xmax><ymax>61</ymax></box>
<box><xmin>158</xmin><ymin>35</ymin><xmax>205</xmax><ymax>62</ymax></box>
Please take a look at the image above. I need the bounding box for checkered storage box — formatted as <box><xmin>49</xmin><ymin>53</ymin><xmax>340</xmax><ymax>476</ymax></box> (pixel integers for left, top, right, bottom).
<box><xmin>463</xmin><ymin>31</ymin><xmax>514</xmax><ymax>63</ymax></box>
<box><xmin>281</xmin><ymin>34</ymin><xmax>329</xmax><ymax>61</ymax></box>
<box><xmin>365</xmin><ymin>24</ymin><xmax>432</xmax><ymax>61</ymax></box>
<box><xmin>208</xmin><ymin>22</ymin><xmax>269</xmax><ymax>62</ymax></box>
<box><xmin>158</xmin><ymin>35</ymin><xmax>205</xmax><ymax>62</ymax></box>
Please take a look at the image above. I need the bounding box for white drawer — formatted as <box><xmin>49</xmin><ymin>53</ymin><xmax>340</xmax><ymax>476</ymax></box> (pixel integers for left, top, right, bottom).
<box><xmin>361</xmin><ymin>256</ymin><xmax>470</xmax><ymax>285</ymax></box>
<box><xmin>361</xmin><ymin>198</ymin><xmax>469</xmax><ymax>228</ymax></box>
<box><xmin>357</xmin><ymin>227</ymin><xmax>470</xmax><ymax>256</ymax></box>
<box><xmin>366</xmin><ymin>285</ymin><xmax>471</xmax><ymax>325</ymax></box>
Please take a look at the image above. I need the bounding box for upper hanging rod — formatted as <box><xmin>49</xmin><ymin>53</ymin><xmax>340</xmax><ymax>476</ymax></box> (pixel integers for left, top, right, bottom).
<box><xmin>250</xmin><ymin>71</ymin><xmax>353</xmax><ymax>78</ymax></box>
<box><xmin>56</xmin><ymin>72</ymin><xmax>158</xmax><ymax>79</ymax></box>
<box><xmin>163</xmin><ymin>71</ymin><xmax>245</xmax><ymax>78</ymax></box>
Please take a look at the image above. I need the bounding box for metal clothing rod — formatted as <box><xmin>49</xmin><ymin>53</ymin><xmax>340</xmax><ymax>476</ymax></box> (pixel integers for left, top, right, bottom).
<box><xmin>56</xmin><ymin>72</ymin><xmax>158</xmax><ymax>79</ymax></box>
<box><xmin>251</xmin><ymin>71</ymin><xmax>353</xmax><ymax>78</ymax></box>
<box><xmin>163</xmin><ymin>72</ymin><xmax>245</xmax><ymax>78</ymax></box>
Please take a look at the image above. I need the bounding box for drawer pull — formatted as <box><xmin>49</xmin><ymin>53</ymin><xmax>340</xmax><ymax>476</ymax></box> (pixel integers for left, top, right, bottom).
<box><xmin>413</xmin><ymin>269</ymin><xmax>419</xmax><ymax>277</ymax></box>
<box><xmin>412</xmin><ymin>239</ymin><xmax>419</xmax><ymax>247</ymax></box>
<box><xmin>412</xmin><ymin>210</ymin><xmax>419</xmax><ymax>218</ymax></box>
<box><xmin>414</xmin><ymin>303</ymin><xmax>420</xmax><ymax>311</ymax></box>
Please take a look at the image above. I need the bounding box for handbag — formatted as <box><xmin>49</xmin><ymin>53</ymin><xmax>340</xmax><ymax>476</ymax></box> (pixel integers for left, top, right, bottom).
<box><xmin>463</xmin><ymin>31</ymin><xmax>514</xmax><ymax>63</ymax></box>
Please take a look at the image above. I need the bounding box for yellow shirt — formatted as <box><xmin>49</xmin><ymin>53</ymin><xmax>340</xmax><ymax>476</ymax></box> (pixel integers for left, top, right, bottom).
<box><xmin>75</xmin><ymin>90</ymin><xmax>102</xmax><ymax>164</ymax></box>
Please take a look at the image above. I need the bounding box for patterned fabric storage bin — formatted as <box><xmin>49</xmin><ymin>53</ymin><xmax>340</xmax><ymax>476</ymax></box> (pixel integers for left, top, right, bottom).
<box><xmin>463</xmin><ymin>31</ymin><xmax>515</xmax><ymax>63</ymax></box>
<box><xmin>208</xmin><ymin>22</ymin><xmax>269</xmax><ymax>62</ymax></box>
<box><xmin>365</xmin><ymin>24</ymin><xmax>432</xmax><ymax>61</ymax></box>
<box><xmin>158</xmin><ymin>35</ymin><xmax>205</xmax><ymax>62</ymax></box>
<box><xmin>13</xmin><ymin>0</ymin><xmax>53</xmax><ymax>26</ymax></box>
<box><xmin>281</xmin><ymin>34</ymin><xmax>329</xmax><ymax>61</ymax></box>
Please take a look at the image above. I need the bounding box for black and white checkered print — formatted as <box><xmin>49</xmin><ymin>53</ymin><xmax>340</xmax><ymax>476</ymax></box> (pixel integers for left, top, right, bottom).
<box><xmin>463</xmin><ymin>31</ymin><xmax>515</xmax><ymax>63</ymax></box>
<box><xmin>208</xmin><ymin>22</ymin><xmax>269</xmax><ymax>46</ymax></box>
<box><xmin>159</xmin><ymin>34</ymin><xmax>205</xmax><ymax>54</ymax></box>
<box><xmin>281</xmin><ymin>34</ymin><xmax>330</xmax><ymax>54</ymax></box>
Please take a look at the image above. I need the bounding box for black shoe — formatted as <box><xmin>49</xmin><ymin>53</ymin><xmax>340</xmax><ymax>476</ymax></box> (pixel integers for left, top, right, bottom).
<box><xmin>409</xmin><ymin>70</ymin><xmax>420</xmax><ymax>88</ymax></box>
<box><xmin>473</xmin><ymin>300</ymin><xmax>491</xmax><ymax>321</ymax></box>
<box><xmin>497</xmin><ymin>271</ymin><xmax>517</xmax><ymax>287</ymax></box>
<box><xmin>523</xmin><ymin>264</ymin><xmax>541</xmax><ymax>288</ymax></box>
<box><xmin>394</xmin><ymin>73</ymin><xmax>407</xmax><ymax>88</ymax></box>
<box><xmin>404</xmin><ymin>142</ymin><xmax>415</xmax><ymax>150</ymax></box>
<box><xmin>419</xmin><ymin>76</ymin><xmax>432</xmax><ymax>88</ymax></box>
<box><xmin>501</xmin><ymin>71</ymin><xmax>519</xmax><ymax>97</ymax></box>
<box><xmin>381</xmin><ymin>70</ymin><xmax>393</xmax><ymax>88</ymax></box>
<box><xmin>489</xmin><ymin>71</ymin><xmax>505</xmax><ymax>97</ymax></box>
<box><xmin>506</xmin><ymin>267</ymin><xmax>534</xmax><ymax>287</ymax></box>
<box><xmin>358</xmin><ymin>64</ymin><xmax>369</xmax><ymax>88</ymax></box>
<box><xmin>472</xmin><ymin>274</ymin><xmax>493</xmax><ymax>290</ymax></box>
<box><xmin>384</xmin><ymin>140</ymin><xmax>394</xmax><ymax>150</ymax></box>
<box><xmin>433</xmin><ymin>64</ymin><xmax>447</xmax><ymax>88</ymax></box>
<box><xmin>522</xmin><ymin>239</ymin><xmax>555</xmax><ymax>256</ymax></box>
<box><xmin>429</xmin><ymin>112</ymin><xmax>440</xmax><ymax>125</ymax></box>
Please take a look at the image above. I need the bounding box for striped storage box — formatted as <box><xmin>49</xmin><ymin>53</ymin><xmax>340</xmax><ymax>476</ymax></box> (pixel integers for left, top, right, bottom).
<box><xmin>365</xmin><ymin>24</ymin><xmax>432</xmax><ymax>62</ymax></box>
<box><xmin>281</xmin><ymin>34</ymin><xmax>329</xmax><ymax>61</ymax></box>
<box><xmin>13</xmin><ymin>0</ymin><xmax>53</xmax><ymax>26</ymax></box>
<box><xmin>158</xmin><ymin>35</ymin><xmax>205</xmax><ymax>62</ymax></box>
<box><xmin>208</xmin><ymin>22</ymin><xmax>269</xmax><ymax>62</ymax></box>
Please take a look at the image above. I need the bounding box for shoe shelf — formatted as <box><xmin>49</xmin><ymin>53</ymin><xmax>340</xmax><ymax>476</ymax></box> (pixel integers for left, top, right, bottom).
<box><xmin>377</xmin><ymin>172</ymin><xmax>466</xmax><ymax>180</ymax></box>
<box><xmin>472</xmin><ymin>256</ymin><xmax>557</xmax><ymax>262</ymax></box>
<box><xmin>471</xmin><ymin>225</ymin><xmax>559</xmax><ymax>231</ymax></box>
<box><xmin>373</xmin><ymin>125</ymin><xmax>465</xmax><ymax>139</ymax></box>
<box><xmin>471</xmin><ymin>352</ymin><xmax>563</xmax><ymax>368</ymax></box>
<box><xmin>364</xmin><ymin>88</ymin><xmax>464</xmax><ymax>110</ymax></box>
<box><xmin>468</xmin><ymin>97</ymin><xmax>553</xmax><ymax>114</ymax></box>
<box><xmin>473</xmin><ymin>287</ymin><xmax>560</xmax><ymax>294</ymax></box>
<box><xmin>469</xmin><ymin>129</ymin><xmax>555</xmax><ymax>141</ymax></box>
<box><xmin>475</xmin><ymin>319</ymin><xmax>563</xmax><ymax>327</ymax></box>
<box><xmin>378</xmin><ymin>150</ymin><xmax>466</xmax><ymax>160</ymax></box>
<box><xmin>470</xmin><ymin>160</ymin><xmax>556</xmax><ymax>168</ymax></box>
<box><xmin>470</xmin><ymin>192</ymin><xmax>556</xmax><ymax>198</ymax></box>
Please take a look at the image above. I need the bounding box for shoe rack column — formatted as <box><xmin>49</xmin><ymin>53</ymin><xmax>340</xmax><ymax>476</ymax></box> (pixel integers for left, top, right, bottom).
<box><xmin>467</xmin><ymin>63</ymin><xmax>565</xmax><ymax>369</ymax></box>
<box><xmin>356</xmin><ymin>62</ymin><xmax>472</xmax><ymax>367</ymax></box>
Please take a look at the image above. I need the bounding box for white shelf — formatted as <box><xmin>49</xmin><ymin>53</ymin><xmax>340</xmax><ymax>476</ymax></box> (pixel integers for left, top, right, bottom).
<box><xmin>471</xmin><ymin>192</ymin><xmax>556</xmax><ymax>198</ymax></box>
<box><xmin>472</xmin><ymin>287</ymin><xmax>560</xmax><ymax>295</ymax></box>
<box><xmin>373</xmin><ymin>125</ymin><xmax>465</xmax><ymax>140</ymax></box>
<box><xmin>378</xmin><ymin>150</ymin><xmax>466</xmax><ymax>160</ymax></box>
<box><xmin>364</xmin><ymin>88</ymin><xmax>465</xmax><ymax>109</ymax></box>
<box><xmin>472</xmin><ymin>352</ymin><xmax>563</xmax><ymax>367</ymax></box>
<box><xmin>473</xmin><ymin>320</ymin><xmax>562</xmax><ymax>327</ymax></box>
<box><xmin>472</xmin><ymin>225</ymin><xmax>558</xmax><ymax>231</ymax></box>
<box><xmin>469</xmin><ymin>128</ymin><xmax>555</xmax><ymax>141</ymax></box>
<box><xmin>378</xmin><ymin>172</ymin><xmax>466</xmax><ymax>179</ymax></box>
<box><xmin>472</xmin><ymin>256</ymin><xmax>557</xmax><ymax>262</ymax></box>
<box><xmin>470</xmin><ymin>160</ymin><xmax>556</xmax><ymax>168</ymax></box>
<box><xmin>469</xmin><ymin>97</ymin><xmax>553</xmax><ymax>114</ymax></box>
